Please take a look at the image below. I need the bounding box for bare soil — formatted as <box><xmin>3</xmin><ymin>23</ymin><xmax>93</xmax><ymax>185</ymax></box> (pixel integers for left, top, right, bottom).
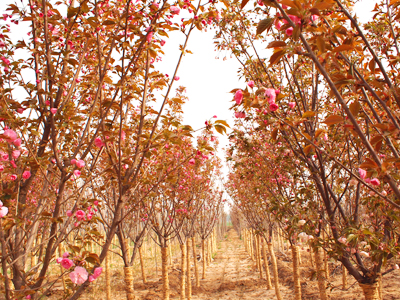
<box><xmin>74</xmin><ymin>229</ymin><xmax>400</xmax><ymax>299</ymax></box>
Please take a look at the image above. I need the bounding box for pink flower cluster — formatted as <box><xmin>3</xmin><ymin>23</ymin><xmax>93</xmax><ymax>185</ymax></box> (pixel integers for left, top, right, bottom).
<box><xmin>265</xmin><ymin>88</ymin><xmax>280</xmax><ymax>112</ymax></box>
<box><xmin>0</xmin><ymin>200</ymin><xmax>8</xmax><ymax>218</ymax></box>
<box><xmin>358</xmin><ymin>168</ymin><xmax>380</xmax><ymax>186</ymax></box>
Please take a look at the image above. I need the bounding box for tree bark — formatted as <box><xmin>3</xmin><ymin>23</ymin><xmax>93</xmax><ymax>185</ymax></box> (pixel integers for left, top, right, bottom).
<box><xmin>314</xmin><ymin>248</ymin><xmax>328</xmax><ymax>300</ymax></box>
<box><xmin>180</xmin><ymin>244</ymin><xmax>186</xmax><ymax>300</ymax></box>
<box><xmin>123</xmin><ymin>266</ymin><xmax>135</xmax><ymax>300</ymax></box>
<box><xmin>262</xmin><ymin>239</ymin><xmax>272</xmax><ymax>290</ymax></box>
<box><xmin>106</xmin><ymin>252</ymin><xmax>111</xmax><ymax>300</ymax></box>
<box><xmin>161</xmin><ymin>247</ymin><xmax>170</xmax><ymax>300</ymax></box>
<box><xmin>202</xmin><ymin>239</ymin><xmax>206</xmax><ymax>279</ymax></box>
<box><xmin>342</xmin><ymin>266</ymin><xmax>347</xmax><ymax>290</ymax></box>
<box><xmin>192</xmin><ymin>237</ymin><xmax>199</xmax><ymax>287</ymax></box>
<box><xmin>291</xmin><ymin>245</ymin><xmax>301</xmax><ymax>300</ymax></box>
<box><xmin>267</xmin><ymin>242</ymin><xmax>283</xmax><ymax>300</ymax></box>
<box><xmin>359</xmin><ymin>282</ymin><xmax>380</xmax><ymax>300</ymax></box>
<box><xmin>186</xmin><ymin>239</ymin><xmax>192</xmax><ymax>300</ymax></box>
<box><xmin>139</xmin><ymin>246</ymin><xmax>146</xmax><ymax>283</ymax></box>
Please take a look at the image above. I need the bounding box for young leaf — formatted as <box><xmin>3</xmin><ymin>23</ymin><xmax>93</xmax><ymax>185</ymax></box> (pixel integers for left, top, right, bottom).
<box><xmin>257</xmin><ymin>18</ymin><xmax>274</xmax><ymax>35</ymax></box>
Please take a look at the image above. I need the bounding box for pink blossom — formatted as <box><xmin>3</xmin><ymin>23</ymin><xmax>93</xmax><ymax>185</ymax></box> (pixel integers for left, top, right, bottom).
<box><xmin>76</xmin><ymin>160</ymin><xmax>85</xmax><ymax>168</ymax></box>
<box><xmin>274</xmin><ymin>19</ymin><xmax>283</xmax><ymax>30</ymax></box>
<box><xmin>0</xmin><ymin>165</ymin><xmax>4</xmax><ymax>172</ymax></box>
<box><xmin>288</xmin><ymin>14</ymin><xmax>301</xmax><ymax>25</ymax></box>
<box><xmin>56</xmin><ymin>257</ymin><xmax>63</xmax><ymax>263</ymax></box>
<box><xmin>286</xmin><ymin>27</ymin><xmax>293</xmax><ymax>36</ymax></box>
<box><xmin>73</xmin><ymin>170</ymin><xmax>81</xmax><ymax>178</ymax></box>
<box><xmin>63</xmin><ymin>251</ymin><xmax>70</xmax><ymax>258</ymax></box>
<box><xmin>10</xmin><ymin>174</ymin><xmax>17</xmax><ymax>181</ymax></box>
<box><xmin>146</xmin><ymin>32</ymin><xmax>153</xmax><ymax>43</ymax></box>
<box><xmin>170</xmin><ymin>6</ymin><xmax>180</xmax><ymax>14</ymax></box>
<box><xmin>0</xmin><ymin>201</ymin><xmax>8</xmax><ymax>218</ymax></box>
<box><xmin>269</xmin><ymin>103</ymin><xmax>279</xmax><ymax>112</ymax></box>
<box><xmin>358</xmin><ymin>168</ymin><xmax>367</xmax><ymax>179</ymax></box>
<box><xmin>69</xmin><ymin>266</ymin><xmax>88</xmax><ymax>284</ymax></box>
<box><xmin>76</xmin><ymin>210</ymin><xmax>85</xmax><ymax>221</ymax></box>
<box><xmin>12</xmin><ymin>150</ymin><xmax>20</xmax><ymax>159</ymax></box>
<box><xmin>50</xmin><ymin>108</ymin><xmax>57</xmax><ymax>114</ymax></box>
<box><xmin>338</xmin><ymin>237</ymin><xmax>347</xmax><ymax>244</ymax></box>
<box><xmin>234</xmin><ymin>90</ymin><xmax>243</xmax><ymax>105</ymax></box>
<box><xmin>89</xmin><ymin>275</ymin><xmax>96</xmax><ymax>282</ymax></box>
<box><xmin>247</xmin><ymin>81</ymin><xmax>254</xmax><ymax>88</ymax></box>
<box><xmin>160</xmin><ymin>40</ymin><xmax>166</xmax><ymax>46</ymax></box>
<box><xmin>174</xmin><ymin>76</ymin><xmax>180</xmax><ymax>81</ymax></box>
<box><xmin>264</xmin><ymin>88</ymin><xmax>276</xmax><ymax>103</ymax></box>
<box><xmin>22</xmin><ymin>171</ymin><xmax>31</xmax><ymax>179</ymax></box>
<box><xmin>311</xmin><ymin>15</ymin><xmax>319</xmax><ymax>22</ymax></box>
<box><xmin>94</xmin><ymin>200</ymin><xmax>99</xmax><ymax>206</ymax></box>
<box><xmin>94</xmin><ymin>137</ymin><xmax>104</xmax><ymax>148</ymax></box>
<box><xmin>3</xmin><ymin>129</ymin><xmax>17</xmax><ymax>141</ymax></box>
<box><xmin>93</xmin><ymin>267</ymin><xmax>102</xmax><ymax>278</ymax></box>
<box><xmin>13</xmin><ymin>138</ymin><xmax>22</xmax><ymax>147</ymax></box>
<box><xmin>189</xmin><ymin>158</ymin><xmax>195</xmax><ymax>165</ymax></box>
<box><xmin>66</xmin><ymin>210</ymin><xmax>73</xmax><ymax>217</ymax></box>
<box><xmin>71</xmin><ymin>159</ymin><xmax>77</xmax><ymax>165</ymax></box>
<box><xmin>289</xmin><ymin>102</ymin><xmax>296</xmax><ymax>109</ymax></box>
<box><xmin>61</xmin><ymin>258</ymin><xmax>74</xmax><ymax>269</ymax></box>
<box><xmin>370</xmin><ymin>178</ymin><xmax>380</xmax><ymax>186</ymax></box>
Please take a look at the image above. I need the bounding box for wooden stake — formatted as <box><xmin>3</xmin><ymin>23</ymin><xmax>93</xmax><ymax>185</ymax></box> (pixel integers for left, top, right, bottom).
<box><xmin>192</xmin><ymin>237</ymin><xmax>199</xmax><ymax>287</ymax></box>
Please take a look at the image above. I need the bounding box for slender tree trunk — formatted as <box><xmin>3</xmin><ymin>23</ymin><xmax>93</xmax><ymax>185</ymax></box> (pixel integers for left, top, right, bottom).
<box><xmin>342</xmin><ymin>266</ymin><xmax>347</xmax><ymax>290</ymax></box>
<box><xmin>359</xmin><ymin>282</ymin><xmax>380</xmax><ymax>300</ymax></box>
<box><xmin>324</xmin><ymin>251</ymin><xmax>329</xmax><ymax>279</ymax></box>
<box><xmin>139</xmin><ymin>246</ymin><xmax>147</xmax><ymax>283</ymax></box>
<box><xmin>186</xmin><ymin>239</ymin><xmax>192</xmax><ymax>300</ymax></box>
<box><xmin>192</xmin><ymin>237</ymin><xmax>199</xmax><ymax>287</ymax></box>
<box><xmin>202</xmin><ymin>239</ymin><xmax>206</xmax><ymax>279</ymax></box>
<box><xmin>180</xmin><ymin>244</ymin><xmax>186</xmax><ymax>300</ymax></box>
<box><xmin>262</xmin><ymin>239</ymin><xmax>272</xmax><ymax>290</ymax></box>
<box><xmin>267</xmin><ymin>242</ymin><xmax>283</xmax><ymax>300</ymax></box>
<box><xmin>314</xmin><ymin>248</ymin><xmax>328</xmax><ymax>300</ymax></box>
<box><xmin>309</xmin><ymin>246</ymin><xmax>314</xmax><ymax>268</ymax></box>
<box><xmin>291</xmin><ymin>246</ymin><xmax>301</xmax><ymax>300</ymax></box>
<box><xmin>106</xmin><ymin>252</ymin><xmax>111</xmax><ymax>300</ymax></box>
<box><xmin>297</xmin><ymin>247</ymin><xmax>302</xmax><ymax>265</ymax></box>
<box><xmin>161</xmin><ymin>247</ymin><xmax>170</xmax><ymax>300</ymax></box>
<box><xmin>207</xmin><ymin>239</ymin><xmax>211</xmax><ymax>265</ymax></box>
<box><xmin>378</xmin><ymin>274</ymin><xmax>383</xmax><ymax>300</ymax></box>
<box><xmin>58</xmin><ymin>244</ymin><xmax>66</xmax><ymax>294</ymax></box>
<box><xmin>255</xmin><ymin>234</ymin><xmax>260</xmax><ymax>271</ymax></box>
<box><xmin>169</xmin><ymin>244</ymin><xmax>173</xmax><ymax>266</ymax></box>
<box><xmin>257</xmin><ymin>235</ymin><xmax>263</xmax><ymax>278</ymax></box>
<box><xmin>123</xmin><ymin>266</ymin><xmax>135</xmax><ymax>300</ymax></box>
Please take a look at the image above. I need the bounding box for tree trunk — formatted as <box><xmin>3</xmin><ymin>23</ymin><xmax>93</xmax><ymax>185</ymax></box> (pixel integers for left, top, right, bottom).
<box><xmin>202</xmin><ymin>239</ymin><xmax>206</xmax><ymax>279</ymax></box>
<box><xmin>180</xmin><ymin>244</ymin><xmax>186</xmax><ymax>300</ymax></box>
<box><xmin>309</xmin><ymin>246</ymin><xmax>314</xmax><ymax>268</ymax></box>
<box><xmin>256</xmin><ymin>235</ymin><xmax>263</xmax><ymax>278</ymax></box>
<box><xmin>192</xmin><ymin>237</ymin><xmax>199</xmax><ymax>287</ymax></box>
<box><xmin>123</xmin><ymin>266</ymin><xmax>135</xmax><ymax>300</ymax></box>
<box><xmin>139</xmin><ymin>246</ymin><xmax>146</xmax><ymax>283</ymax></box>
<box><xmin>169</xmin><ymin>244</ymin><xmax>173</xmax><ymax>266</ymax></box>
<box><xmin>161</xmin><ymin>247</ymin><xmax>170</xmax><ymax>300</ymax></box>
<box><xmin>58</xmin><ymin>244</ymin><xmax>66</xmax><ymax>294</ymax></box>
<box><xmin>324</xmin><ymin>250</ymin><xmax>329</xmax><ymax>279</ymax></box>
<box><xmin>314</xmin><ymin>248</ymin><xmax>328</xmax><ymax>300</ymax></box>
<box><xmin>291</xmin><ymin>246</ymin><xmax>301</xmax><ymax>300</ymax></box>
<box><xmin>359</xmin><ymin>282</ymin><xmax>380</xmax><ymax>300</ymax></box>
<box><xmin>262</xmin><ymin>239</ymin><xmax>272</xmax><ymax>290</ymax></box>
<box><xmin>186</xmin><ymin>239</ymin><xmax>192</xmax><ymax>300</ymax></box>
<box><xmin>267</xmin><ymin>242</ymin><xmax>283</xmax><ymax>300</ymax></box>
<box><xmin>106</xmin><ymin>252</ymin><xmax>111</xmax><ymax>300</ymax></box>
<box><xmin>342</xmin><ymin>266</ymin><xmax>347</xmax><ymax>290</ymax></box>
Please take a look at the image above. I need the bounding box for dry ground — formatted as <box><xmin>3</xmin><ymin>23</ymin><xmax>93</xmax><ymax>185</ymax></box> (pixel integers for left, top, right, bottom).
<box><xmin>51</xmin><ymin>228</ymin><xmax>400</xmax><ymax>299</ymax></box>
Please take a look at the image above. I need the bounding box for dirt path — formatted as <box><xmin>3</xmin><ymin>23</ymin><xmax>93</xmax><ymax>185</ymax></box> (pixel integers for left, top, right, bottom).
<box><xmin>77</xmin><ymin>228</ymin><xmax>400</xmax><ymax>299</ymax></box>
<box><xmin>189</xmin><ymin>229</ymin><xmax>291</xmax><ymax>300</ymax></box>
